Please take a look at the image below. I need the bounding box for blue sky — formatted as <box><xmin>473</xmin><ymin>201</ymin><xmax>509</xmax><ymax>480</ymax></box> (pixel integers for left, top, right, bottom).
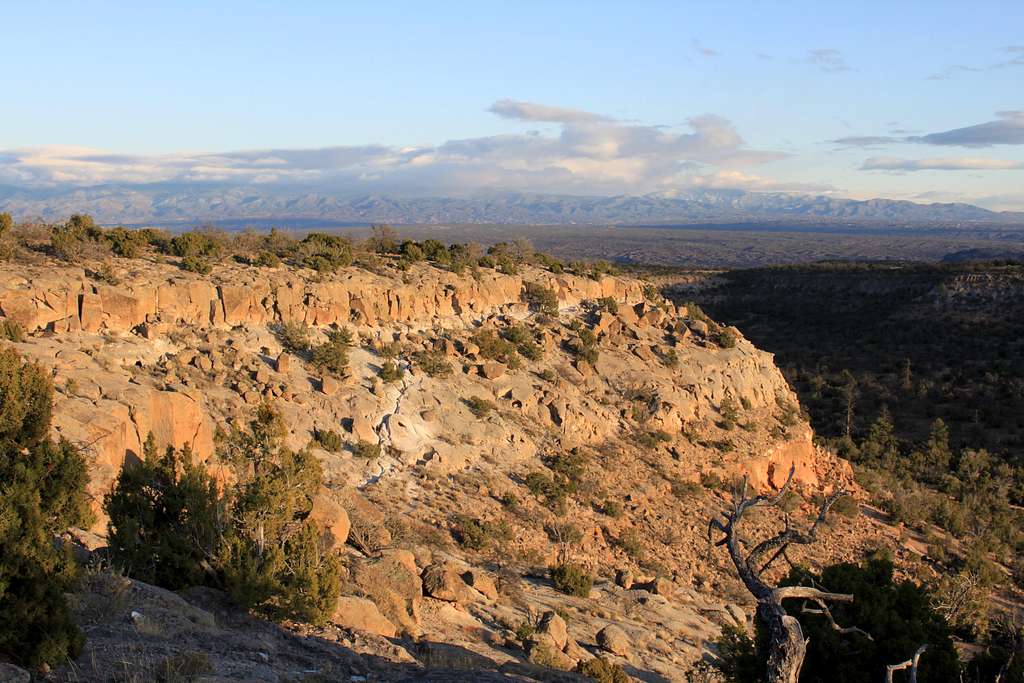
<box><xmin>2</xmin><ymin>1</ymin><xmax>1023</xmax><ymax>209</ymax></box>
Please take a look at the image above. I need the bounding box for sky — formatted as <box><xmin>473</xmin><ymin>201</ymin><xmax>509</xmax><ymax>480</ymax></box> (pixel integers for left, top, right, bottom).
<box><xmin>2</xmin><ymin>1</ymin><xmax>1023</xmax><ymax>209</ymax></box>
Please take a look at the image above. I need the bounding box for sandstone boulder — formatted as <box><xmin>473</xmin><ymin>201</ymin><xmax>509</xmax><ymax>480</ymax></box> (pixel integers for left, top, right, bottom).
<box><xmin>309</xmin><ymin>491</ymin><xmax>350</xmax><ymax>549</ymax></box>
<box><xmin>479</xmin><ymin>362</ymin><xmax>506</xmax><ymax>380</ymax></box>
<box><xmin>275</xmin><ymin>352</ymin><xmax>290</xmax><ymax>373</ymax></box>
<box><xmin>462</xmin><ymin>569</ymin><xmax>498</xmax><ymax>601</ymax></box>
<box><xmin>537</xmin><ymin>610</ymin><xmax>568</xmax><ymax>651</ymax></box>
<box><xmin>564</xmin><ymin>638</ymin><xmax>590</xmax><ymax>662</ymax></box>
<box><xmin>647</xmin><ymin>576</ymin><xmax>674</xmax><ymax>598</ymax></box>
<box><xmin>321</xmin><ymin>375</ymin><xmax>339</xmax><ymax>395</ymax></box>
<box><xmin>421</xmin><ymin>562</ymin><xmax>478</xmax><ymax>604</ymax></box>
<box><xmin>596</xmin><ymin>625</ymin><xmax>630</xmax><ymax>656</ymax></box>
<box><xmin>333</xmin><ymin>596</ymin><xmax>397</xmax><ymax>638</ymax></box>
<box><xmin>526</xmin><ymin>637</ymin><xmax>576</xmax><ymax>671</ymax></box>
<box><xmin>350</xmin><ymin>553</ymin><xmax>423</xmax><ymax>635</ymax></box>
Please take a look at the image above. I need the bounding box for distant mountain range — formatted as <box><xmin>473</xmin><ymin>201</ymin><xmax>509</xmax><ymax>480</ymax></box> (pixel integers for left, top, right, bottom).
<box><xmin>1</xmin><ymin>184</ymin><xmax>1022</xmax><ymax>228</ymax></box>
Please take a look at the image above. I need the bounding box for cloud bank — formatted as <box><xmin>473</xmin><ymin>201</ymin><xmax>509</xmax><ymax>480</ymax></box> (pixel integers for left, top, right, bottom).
<box><xmin>834</xmin><ymin>111</ymin><xmax>1024</xmax><ymax>151</ymax></box>
<box><xmin>862</xmin><ymin>157</ymin><xmax>1024</xmax><ymax>171</ymax></box>
<box><xmin>908</xmin><ymin>111</ymin><xmax>1024</xmax><ymax>147</ymax></box>
<box><xmin>0</xmin><ymin>101</ymin><xmax>793</xmax><ymax>196</ymax></box>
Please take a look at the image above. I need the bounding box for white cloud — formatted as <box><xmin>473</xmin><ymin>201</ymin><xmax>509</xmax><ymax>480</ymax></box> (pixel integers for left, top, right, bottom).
<box><xmin>0</xmin><ymin>100</ymin><xmax>792</xmax><ymax>196</ymax></box>
<box><xmin>487</xmin><ymin>99</ymin><xmax>608</xmax><ymax>123</ymax></box>
<box><xmin>862</xmin><ymin>156</ymin><xmax>1024</xmax><ymax>171</ymax></box>
<box><xmin>837</xmin><ymin>112</ymin><xmax>1024</xmax><ymax>150</ymax></box>
<box><xmin>908</xmin><ymin>111</ymin><xmax>1024</xmax><ymax>147</ymax></box>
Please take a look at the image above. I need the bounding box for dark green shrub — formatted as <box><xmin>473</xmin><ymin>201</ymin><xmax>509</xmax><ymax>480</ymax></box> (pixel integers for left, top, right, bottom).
<box><xmin>399</xmin><ymin>240</ymin><xmax>424</xmax><ymax>262</ymax></box>
<box><xmin>471</xmin><ymin>329</ymin><xmax>519</xmax><ymax>364</ymax></box>
<box><xmin>50</xmin><ymin>214</ymin><xmax>99</xmax><ymax>261</ymax></box>
<box><xmin>670</xmin><ymin>478</ymin><xmax>702</xmax><ymax>499</ymax></box>
<box><xmin>576</xmin><ymin>656</ymin><xmax>629</xmax><ymax>683</ymax></box>
<box><xmin>0</xmin><ymin>319</ymin><xmax>25</xmax><ymax>342</ymax></box>
<box><xmin>720</xmin><ymin>396</ymin><xmax>740</xmax><ymax>430</ymax></box>
<box><xmin>537</xmin><ymin>252</ymin><xmax>565</xmax><ymax>273</ymax></box>
<box><xmin>525</xmin><ymin>471</ymin><xmax>568</xmax><ymax>510</ymax></box>
<box><xmin>712</xmin><ymin>622</ymin><xmax>762</xmax><ymax>682</ymax></box>
<box><xmin>301</xmin><ymin>233</ymin><xmax>353</xmax><ymax>272</ymax></box>
<box><xmin>413</xmin><ymin>349</ymin><xmax>452</xmax><ymax>377</ymax></box>
<box><xmin>259</xmin><ymin>228</ymin><xmax>298</xmax><ymax>258</ymax></box>
<box><xmin>466</xmin><ymin>396</ymin><xmax>496</xmax><ymax>418</ymax></box>
<box><xmin>447</xmin><ymin>242</ymin><xmax>478</xmax><ymax>273</ymax></box>
<box><xmin>105</xmin><ymin>227</ymin><xmax>150</xmax><ymax>258</ymax></box>
<box><xmin>524</xmin><ymin>282</ymin><xmax>559</xmax><ymax>315</ymax></box>
<box><xmin>253</xmin><ymin>251</ymin><xmax>281</xmax><ymax>267</ymax></box>
<box><xmin>550</xmin><ymin>562</ymin><xmax>593</xmax><ymax>597</ymax></box>
<box><xmin>515</xmin><ymin>620</ymin><xmax>536</xmax><ymax>642</ymax></box>
<box><xmin>377</xmin><ymin>341</ymin><xmax>402</xmax><ymax>359</ymax></box>
<box><xmin>105</xmin><ymin>436</ymin><xmax>223</xmax><ymax>590</ymax></box>
<box><xmin>366</xmin><ymin>224</ymin><xmax>399</xmax><ymax>254</ymax></box>
<box><xmin>526</xmin><ymin>453</ymin><xmax>586</xmax><ymax>511</ymax></box>
<box><xmin>313</xmin><ymin>428</ymin><xmax>343</xmax><ymax>452</ymax></box>
<box><xmin>452</xmin><ymin>515</ymin><xmax>512</xmax><ymax>551</ymax></box>
<box><xmin>170</xmin><ymin>230</ymin><xmax>223</xmax><ymax>260</ymax></box>
<box><xmin>0</xmin><ymin>213</ymin><xmax>13</xmax><ymax>261</ymax></box>
<box><xmin>716</xmin><ymin>328</ymin><xmax>738</xmax><ymax>349</ymax></box>
<box><xmin>180</xmin><ymin>254</ymin><xmax>212</xmax><ymax>274</ymax></box>
<box><xmin>602</xmin><ymin>500</ymin><xmax>624</xmax><ymax>518</ymax></box>
<box><xmin>546</xmin><ymin>449</ymin><xmax>588</xmax><ymax>484</ymax></box>
<box><xmin>568</xmin><ymin>327</ymin><xmax>599</xmax><ymax>365</ymax></box>
<box><xmin>581</xmin><ymin>260</ymin><xmax>611</xmax><ymax>278</ymax></box>
<box><xmin>595</xmin><ymin>296</ymin><xmax>619</xmax><ymax>314</ymax></box>
<box><xmin>635</xmin><ymin>429</ymin><xmax>672</xmax><ymax>448</ymax></box>
<box><xmin>662</xmin><ymin>348</ymin><xmax>679</xmax><ymax>367</ymax></box>
<box><xmin>276</xmin><ymin>320</ymin><xmax>311</xmax><ymax>353</ymax></box>
<box><xmin>0</xmin><ymin>348</ymin><xmax>92</xmax><ymax>666</ymax></box>
<box><xmin>503</xmin><ymin>324</ymin><xmax>544</xmax><ymax>361</ymax></box>
<box><xmin>832</xmin><ymin>495</ymin><xmax>859</xmax><ymax>518</ymax></box>
<box><xmin>421</xmin><ymin>239</ymin><xmax>449</xmax><ymax>263</ymax></box>
<box><xmin>378</xmin><ymin>360</ymin><xmax>404</xmax><ymax>383</ymax></box>
<box><xmin>777</xmin><ymin>397</ymin><xmax>800</xmax><ymax>428</ymax></box>
<box><xmin>778</xmin><ymin>558</ymin><xmax>959</xmax><ymax>683</ymax></box>
<box><xmin>107</xmin><ymin>404</ymin><xmax>342</xmax><ymax>626</ymax></box>
<box><xmin>684</xmin><ymin>301</ymin><xmax>711</xmax><ymax>324</ymax></box>
<box><xmin>352</xmin><ymin>440</ymin><xmax>381</xmax><ymax>459</ymax></box>
<box><xmin>615</xmin><ymin>527</ymin><xmax>644</xmax><ymax>559</ymax></box>
<box><xmin>310</xmin><ymin>328</ymin><xmax>352</xmax><ymax>378</ymax></box>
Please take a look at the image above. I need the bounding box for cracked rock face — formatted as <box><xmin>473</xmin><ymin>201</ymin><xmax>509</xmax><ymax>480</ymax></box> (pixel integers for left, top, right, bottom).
<box><xmin>0</xmin><ymin>258</ymin><xmax>838</xmax><ymax>532</ymax></box>
<box><xmin>3</xmin><ymin>255</ymin><xmax>872</xmax><ymax>681</ymax></box>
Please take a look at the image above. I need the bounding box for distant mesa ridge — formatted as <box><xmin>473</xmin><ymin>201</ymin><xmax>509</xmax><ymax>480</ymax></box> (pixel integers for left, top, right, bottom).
<box><xmin>1</xmin><ymin>185</ymin><xmax>1022</xmax><ymax>227</ymax></box>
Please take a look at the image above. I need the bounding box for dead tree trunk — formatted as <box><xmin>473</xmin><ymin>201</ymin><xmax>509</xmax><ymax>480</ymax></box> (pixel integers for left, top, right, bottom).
<box><xmin>886</xmin><ymin>645</ymin><xmax>928</xmax><ymax>683</ymax></box>
<box><xmin>709</xmin><ymin>465</ymin><xmax>858</xmax><ymax>682</ymax></box>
